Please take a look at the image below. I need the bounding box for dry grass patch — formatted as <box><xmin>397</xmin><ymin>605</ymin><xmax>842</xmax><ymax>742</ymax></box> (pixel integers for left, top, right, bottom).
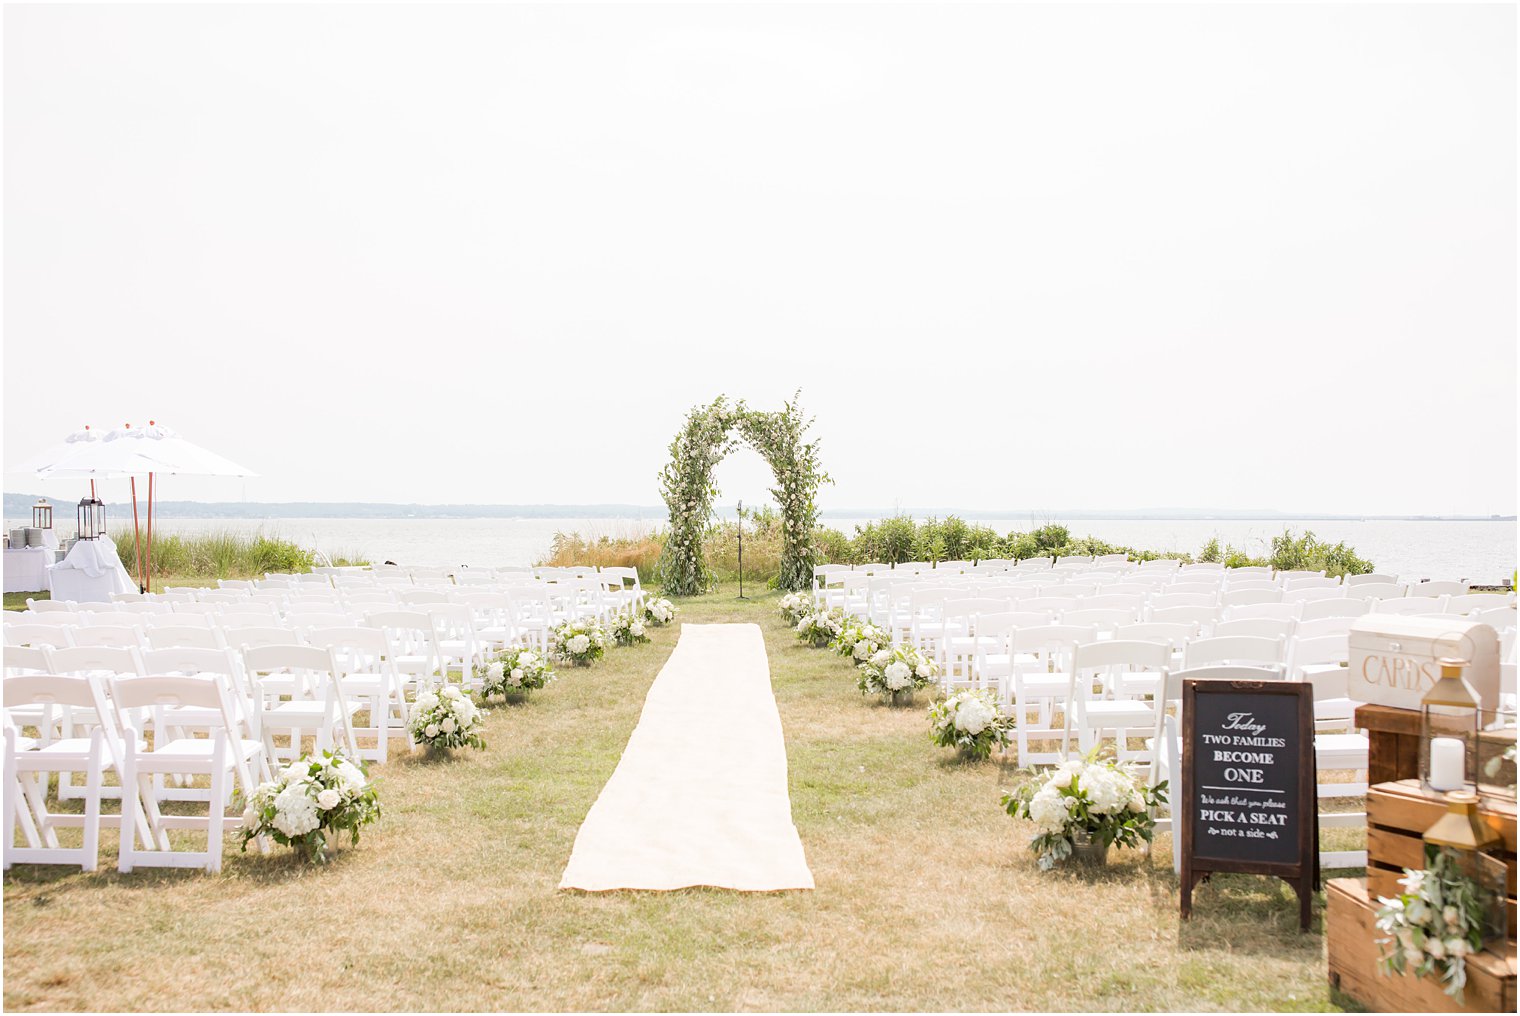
<box><xmin>4</xmin><ymin>586</ymin><xmax>1351</xmax><ymax>1011</ymax></box>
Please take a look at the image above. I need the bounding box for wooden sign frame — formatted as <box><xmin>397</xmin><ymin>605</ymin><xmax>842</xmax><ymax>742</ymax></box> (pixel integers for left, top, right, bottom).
<box><xmin>1180</xmin><ymin>679</ymin><xmax>1319</xmax><ymax>930</ymax></box>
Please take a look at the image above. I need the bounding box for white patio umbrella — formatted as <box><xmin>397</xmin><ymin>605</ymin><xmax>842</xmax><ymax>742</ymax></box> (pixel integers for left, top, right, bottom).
<box><xmin>14</xmin><ymin>422</ymin><xmax>258</xmax><ymax>591</ymax></box>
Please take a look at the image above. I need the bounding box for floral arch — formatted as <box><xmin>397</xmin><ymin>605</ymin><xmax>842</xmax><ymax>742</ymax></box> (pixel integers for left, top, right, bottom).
<box><xmin>656</xmin><ymin>393</ymin><xmax>829</xmax><ymax>596</ymax></box>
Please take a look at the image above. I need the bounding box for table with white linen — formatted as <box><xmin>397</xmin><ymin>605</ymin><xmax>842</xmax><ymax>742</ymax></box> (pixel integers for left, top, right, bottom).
<box><xmin>3</xmin><ymin>548</ymin><xmax>54</xmax><ymax>593</ymax></box>
<box><xmin>48</xmin><ymin>539</ymin><xmax>136</xmax><ymax>603</ymax></box>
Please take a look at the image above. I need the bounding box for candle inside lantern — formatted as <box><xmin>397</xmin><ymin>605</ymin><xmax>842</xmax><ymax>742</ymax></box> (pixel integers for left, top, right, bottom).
<box><xmin>1428</xmin><ymin>736</ymin><xmax>1466</xmax><ymax>791</ymax></box>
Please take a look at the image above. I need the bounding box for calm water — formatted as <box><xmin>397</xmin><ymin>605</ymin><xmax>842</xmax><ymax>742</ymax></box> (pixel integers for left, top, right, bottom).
<box><xmin>16</xmin><ymin>515</ymin><xmax>1513</xmax><ymax>583</ymax></box>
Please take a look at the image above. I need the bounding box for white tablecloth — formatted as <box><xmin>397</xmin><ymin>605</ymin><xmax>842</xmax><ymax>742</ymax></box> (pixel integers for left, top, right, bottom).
<box><xmin>3</xmin><ymin>548</ymin><xmax>53</xmax><ymax>593</ymax></box>
<box><xmin>48</xmin><ymin>539</ymin><xmax>136</xmax><ymax>603</ymax></box>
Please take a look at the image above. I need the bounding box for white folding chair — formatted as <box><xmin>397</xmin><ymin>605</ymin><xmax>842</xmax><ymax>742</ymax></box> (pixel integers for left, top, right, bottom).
<box><xmin>1064</xmin><ymin>640</ymin><xmax>1173</xmax><ymax>764</ymax></box>
<box><xmin>113</xmin><ymin>675</ymin><xmax>269</xmax><ymax>873</ymax></box>
<box><xmin>241</xmin><ymin>644</ymin><xmax>358</xmax><ymax>764</ymax></box>
<box><xmin>3</xmin><ymin>677</ymin><xmax>108</xmax><ymax>871</ymax></box>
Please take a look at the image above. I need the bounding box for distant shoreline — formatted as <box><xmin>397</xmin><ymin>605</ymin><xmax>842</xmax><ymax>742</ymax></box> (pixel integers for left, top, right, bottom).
<box><xmin>3</xmin><ymin>493</ymin><xmax>1512</xmax><ymax>524</ymax></box>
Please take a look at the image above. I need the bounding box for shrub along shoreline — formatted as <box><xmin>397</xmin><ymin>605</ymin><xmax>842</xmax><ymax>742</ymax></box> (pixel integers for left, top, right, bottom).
<box><xmin>539</xmin><ymin>511</ymin><xmax>1377</xmax><ymax>588</ymax></box>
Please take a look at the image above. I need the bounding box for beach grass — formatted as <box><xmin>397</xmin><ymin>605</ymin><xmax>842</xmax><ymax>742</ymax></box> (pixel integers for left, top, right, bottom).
<box><xmin>2</xmin><ymin>585</ymin><xmax>1355</xmax><ymax>1012</ymax></box>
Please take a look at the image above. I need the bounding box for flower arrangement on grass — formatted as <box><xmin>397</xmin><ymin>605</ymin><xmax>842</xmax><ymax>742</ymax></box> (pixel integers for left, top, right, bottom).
<box><xmin>552</xmin><ymin>618</ymin><xmax>610</xmax><ymax>666</ymax></box>
<box><xmin>832</xmin><ymin>617</ymin><xmax>890</xmax><ymax>663</ymax></box>
<box><xmin>610</xmin><ymin>610</ymin><xmax>651</xmax><ymax>647</ymax></box>
<box><xmin>478</xmin><ymin>645</ymin><xmax>553</xmax><ymax>698</ymax></box>
<box><xmin>643</xmin><ymin>597</ymin><xmax>677</xmax><ymax>626</ymax></box>
<box><xmin>795</xmin><ymin>606</ymin><xmax>846</xmax><ymax>648</ymax></box>
<box><xmin>1002</xmin><ymin>755</ymin><xmax>1166</xmax><ymax>870</ymax></box>
<box><xmin>928</xmin><ymin>689</ymin><xmax>1013</xmax><ymax>760</ymax></box>
<box><xmin>778</xmin><ymin>592</ymin><xmax>811</xmax><ymax>625</ymax></box>
<box><xmin>238</xmin><ymin>749</ymin><xmax>380</xmax><ymax>863</ymax></box>
<box><xmin>410</xmin><ymin>683</ymin><xmax>486</xmax><ymax>751</ymax></box>
<box><xmin>1376</xmin><ymin>849</ymin><xmax>1493</xmax><ymax>1000</ymax></box>
<box><xmin>858</xmin><ymin>643</ymin><xmax>938</xmax><ymax>705</ymax></box>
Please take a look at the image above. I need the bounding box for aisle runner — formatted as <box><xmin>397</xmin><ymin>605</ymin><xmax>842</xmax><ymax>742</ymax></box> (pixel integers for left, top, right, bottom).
<box><xmin>559</xmin><ymin>623</ymin><xmax>815</xmax><ymax>892</ymax></box>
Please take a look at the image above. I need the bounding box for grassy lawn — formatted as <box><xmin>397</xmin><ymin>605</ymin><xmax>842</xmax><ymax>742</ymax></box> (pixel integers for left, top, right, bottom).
<box><xmin>3</xmin><ymin>585</ymin><xmax>1350</xmax><ymax>1012</ymax></box>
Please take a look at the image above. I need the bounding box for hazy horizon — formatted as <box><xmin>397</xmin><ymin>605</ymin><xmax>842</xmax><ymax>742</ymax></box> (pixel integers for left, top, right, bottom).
<box><xmin>5</xmin><ymin>4</ymin><xmax>1515</xmax><ymax>516</ymax></box>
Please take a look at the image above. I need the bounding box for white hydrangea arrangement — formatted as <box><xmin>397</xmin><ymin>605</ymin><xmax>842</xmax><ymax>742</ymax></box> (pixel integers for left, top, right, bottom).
<box><xmin>409</xmin><ymin>683</ymin><xmax>487</xmax><ymax>751</ymax></box>
<box><xmin>1002</xmin><ymin>756</ymin><xmax>1166</xmax><ymax>870</ymax></box>
<box><xmin>858</xmin><ymin>643</ymin><xmax>938</xmax><ymax>704</ymax></box>
<box><xmin>928</xmin><ymin>689</ymin><xmax>1013</xmax><ymax>760</ymax></box>
<box><xmin>778</xmin><ymin>592</ymin><xmax>811</xmax><ymax>625</ymax></box>
<box><xmin>238</xmin><ymin>749</ymin><xmax>380</xmax><ymax>863</ymax></box>
<box><xmin>795</xmin><ymin>606</ymin><xmax>846</xmax><ymax>648</ymax></box>
<box><xmin>478</xmin><ymin>645</ymin><xmax>553</xmax><ymax>698</ymax></box>
<box><xmin>551</xmin><ymin>618</ymin><xmax>610</xmax><ymax>666</ymax></box>
<box><xmin>643</xmin><ymin>597</ymin><xmax>677</xmax><ymax>626</ymax></box>
<box><xmin>1376</xmin><ymin>849</ymin><xmax>1493</xmax><ymax>1000</ymax></box>
<box><xmin>831</xmin><ymin>616</ymin><xmax>889</xmax><ymax>663</ymax></box>
<box><xmin>610</xmin><ymin>609</ymin><xmax>651</xmax><ymax>647</ymax></box>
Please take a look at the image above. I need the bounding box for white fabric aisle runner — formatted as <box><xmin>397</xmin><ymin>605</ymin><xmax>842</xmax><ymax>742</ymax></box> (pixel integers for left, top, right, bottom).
<box><xmin>559</xmin><ymin>623</ymin><xmax>815</xmax><ymax>892</ymax></box>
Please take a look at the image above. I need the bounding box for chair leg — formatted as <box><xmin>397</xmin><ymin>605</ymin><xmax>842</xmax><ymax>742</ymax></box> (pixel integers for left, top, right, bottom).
<box><xmin>82</xmin><ymin>735</ymin><xmax>103</xmax><ymax>873</ymax></box>
<box><xmin>207</xmin><ymin>740</ymin><xmax>228</xmax><ymax>873</ymax></box>
<box><xmin>117</xmin><ymin>747</ymin><xmax>137</xmax><ymax>873</ymax></box>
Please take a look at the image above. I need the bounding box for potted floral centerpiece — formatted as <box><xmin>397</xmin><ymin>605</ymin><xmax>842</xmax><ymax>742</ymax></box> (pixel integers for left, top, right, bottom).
<box><xmin>409</xmin><ymin>683</ymin><xmax>486</xmax><ymax>751</ymax></box>
<box><xmin>1003</xmin><ymin>755</ymin><xmax>1166</xmax><ymax>869</ymax></box>
<box><xmin>858</xmin><ymin>643</ymin><xmax>938</xmax><ymax>706</ymax></box>
<box><xmin>795</xmin><ymin>606</ymin><xmax>846</xmax><ymax>648</ymax></box>
<box><xmin>610</xmin><ymin>609</ymin><xmax>651</xmax><ymax>647</ymax></box>
<box><xmin>832</xmin><ymin>616</ymin><xmax>890</xmax><ymax>663</ymax></box>
<box><xmin>478</xmin><ymin>645</ymin><xmax>553</xmax><ymax>699</ymax></box>
<box><xmin>552</xmin><ymin>617</ymin><xmax>610</xmax><ymax>666</ymax></box>
<box><xmin>643</xmin><ymin>596</ymin><xmax>677</xmax><ymax>626</ymax></box>
<box><xmin>928</xmin><ymin>689</ymin><xmax>1013</xmax><ymax>760</ymax></box>
<box><xmin>778</xmin><ymin>592</ymin><xmax>811</xmax><ymax>626</ymax></box>
<box><xmin>239</xmin><ymin>749</ymin><xmax>381</xmax><ymax>863</ymax></box>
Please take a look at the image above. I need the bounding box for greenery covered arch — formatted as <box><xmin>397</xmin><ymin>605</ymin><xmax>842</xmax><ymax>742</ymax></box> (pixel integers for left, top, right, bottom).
<box><xmin>656</xmin><ymin>393</ymin><xmax>830</xmax><ymax>595</ymax></box>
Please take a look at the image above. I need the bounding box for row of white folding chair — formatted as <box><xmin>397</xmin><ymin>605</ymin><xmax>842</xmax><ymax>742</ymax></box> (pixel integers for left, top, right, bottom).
<box><xmin>4</xmin><ymin>662</ymin><xmax>271</xmax><ymax>872</ymax></box>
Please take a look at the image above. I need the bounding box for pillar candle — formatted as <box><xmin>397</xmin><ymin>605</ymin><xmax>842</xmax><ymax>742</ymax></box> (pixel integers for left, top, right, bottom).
<box><xmin>1429</xmin><ymin>737</ymin><xmax>1466</xmax><ymax>791</ymax></box>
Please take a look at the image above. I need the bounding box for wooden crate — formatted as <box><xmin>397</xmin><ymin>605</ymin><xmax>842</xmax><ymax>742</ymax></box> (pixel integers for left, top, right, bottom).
<box><xmin>1355</xmin><ymin>704</ymin><xmax>1423</xmax><ymax>784</ymax></box>
<box><xmin>1327</xmin><ymin>878</ymin><xmax>1516</xmax><ymax>1012</ymax></box>
<box><xmin>1366</xmin><ymin>780</ymin><xmax>1517</xmax><ymax>936</ymax></box>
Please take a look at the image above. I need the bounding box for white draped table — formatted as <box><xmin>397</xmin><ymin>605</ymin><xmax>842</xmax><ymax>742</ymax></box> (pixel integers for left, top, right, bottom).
<box><xmin>48</xmin><ymin>539</ymin><xmax>136</xmax><ymax>603</ymax></box>
<box><xmin>3</xmin><ymin>548</ymin><xmax>53</xmax><ymax>593</ymax></box>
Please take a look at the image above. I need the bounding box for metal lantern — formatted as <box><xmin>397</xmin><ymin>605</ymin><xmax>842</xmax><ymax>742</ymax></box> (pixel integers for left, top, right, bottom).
<box><xmin>76</xmin><ymin>496</ymin><xmax>106</xmax><ymax>542</ymax></box>
<box><xmin>1420</xmin><ymin>657</ymin><xmax>1481</xmax><ymax>795</ymax></box>
<box><xmin>1423</xmin><ymin>790</ymin><xmax>1507</xmax><ymax>942</ymax></box>
<box><xmin>31</xmin><ymin>499</ymin><xmax>52</xmax><ymax>530</ymax></box>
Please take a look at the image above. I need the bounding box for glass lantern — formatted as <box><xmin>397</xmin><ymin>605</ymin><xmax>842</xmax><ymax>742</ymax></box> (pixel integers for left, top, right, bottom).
<box><xmin>76</xmin><ymin>496</ymin><xmax>105</xmax><ymax>542</ymax></box>
<box><xmin>31</xmin><ymin>499</ymin><xmax>52</xmax><ymax>530</ymax></box>
<box><xmin>1477</xmin><ymin>707</ymin><xmax>1517</xmax><ymax>802</ymax></box>
<box><xmin>1420</xmin><ymin>657</ymin><xmax>1481</xmax><ymax>795</ymax></box>
<box><xmin>1423</xmin><ymin>790</ymin><xmax>1508</xmax><ymax>943</ymax></box>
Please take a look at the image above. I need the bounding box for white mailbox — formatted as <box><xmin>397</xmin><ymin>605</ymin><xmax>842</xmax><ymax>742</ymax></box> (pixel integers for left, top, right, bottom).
<box><xmin>1348</xmin><ymin>615</ymin><xmax>1501</xmax><ymax>711</ymax></box>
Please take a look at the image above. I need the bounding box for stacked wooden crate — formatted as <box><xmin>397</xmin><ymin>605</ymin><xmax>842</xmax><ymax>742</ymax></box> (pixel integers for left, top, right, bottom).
<box><xmin>1326</xmin><ymin>706</ymin><xmax>1517</xmax><ymax>1011</ymax></box>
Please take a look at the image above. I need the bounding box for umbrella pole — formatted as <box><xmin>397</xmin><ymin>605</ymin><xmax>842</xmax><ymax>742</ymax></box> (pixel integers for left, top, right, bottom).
<box><xmin>129</xmin><ymin>477</ymin><xmax>146</xmax><ymax>593</ymax></box>
<box><xmin>146</xmin><ymin>472</ymin><xmax>155</xmax><ymax>595</ymax></box>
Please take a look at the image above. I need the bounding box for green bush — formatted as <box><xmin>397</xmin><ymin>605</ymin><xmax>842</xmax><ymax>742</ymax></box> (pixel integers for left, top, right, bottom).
<box><xmin>111</xmin><ymin>529</ymin><xmax>325</xmax><ymax>582</ymax></box>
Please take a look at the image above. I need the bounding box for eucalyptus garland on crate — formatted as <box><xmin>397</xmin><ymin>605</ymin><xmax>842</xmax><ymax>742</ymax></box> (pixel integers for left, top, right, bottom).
<box><xmin>552</xmin><ymin>617</ymin><xmax>611</xmax><ymax>666</ymax></box>
<box><xmin>238</xmin><ymin>749</ymin><xmax>381</xmax><ymax>864</ymax></box>
<box><xmin>610</xmin><ymin>609</ymin><xmax>651</xmax><ymax>647</ymax></box>
<box><xmin>477</xmin><ymin>645</ymin><xmax>553</xmax><ymax>699</ymax></box>
<box><xmin>858</xmin><ymin>643</ymin><xmax>938</xmax><ymax>705</ymax></box>
<box><xmin>1375</xmin><ymin>848</ymin><xmax>1494</xmax><ymax>1001</ymax></box>
<box><xmin>928</xmin><ymin>689</ymin><xmax>1013</xmax><ymax>760</ymax></box>
<box><xmin>655</xmin><ymin>392</ymin><xmax>830</xmax><ymax>596</ymax></box>
<box><xmin>795</xmin><ymin>606</ymin><xmax>846</xmax><ymax>648</ymax></box>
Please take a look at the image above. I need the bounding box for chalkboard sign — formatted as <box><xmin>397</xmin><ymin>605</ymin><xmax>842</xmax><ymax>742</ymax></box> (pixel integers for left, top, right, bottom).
<box><xmin>1180</xmin><ymin>679</ymin><xmax>1318</xmax><ymax>930</ymax></box>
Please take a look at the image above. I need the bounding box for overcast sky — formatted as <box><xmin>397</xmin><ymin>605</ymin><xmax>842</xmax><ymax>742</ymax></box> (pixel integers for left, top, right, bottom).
<box><xmin>4</xmin><ymin>3</ymin><xmax>1515</xmax><ymax>516</ymax></box>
